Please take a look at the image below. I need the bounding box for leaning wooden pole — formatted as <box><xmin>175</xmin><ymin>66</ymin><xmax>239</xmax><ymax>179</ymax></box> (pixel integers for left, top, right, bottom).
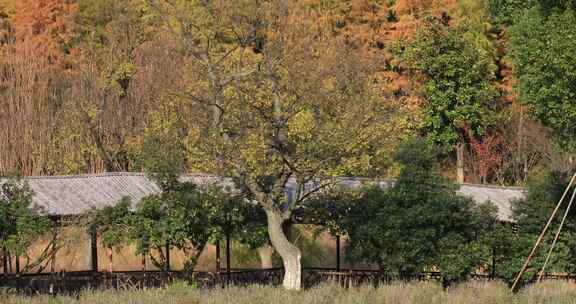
<box><xmin>537</xmin><ymin>185</ymin><xmax>576</xmax><ymax>282</ymax></box>
<box><xmin>511</xmin><ymin>171</ymin><xmax>576</xmax><ymax>291</ymax></box>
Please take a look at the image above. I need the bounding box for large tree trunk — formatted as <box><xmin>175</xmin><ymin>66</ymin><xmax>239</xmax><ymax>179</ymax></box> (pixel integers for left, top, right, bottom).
<box><xmin>257</xmin><ymin>243</ymin><xmax>274</xmax><ymax>269</ymax></box>
<box><xmin>456</xmin><ymin>142</ymin><xmax>465</xmax><ymax>184</ymax></box>
<box><xmin>265</xmin><ymin>210</ymin><xmax>301</xmax><ymax>290</ymax></box>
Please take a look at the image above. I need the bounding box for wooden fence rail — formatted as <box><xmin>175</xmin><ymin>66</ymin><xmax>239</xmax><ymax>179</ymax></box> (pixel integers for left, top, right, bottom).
<box><xmin>1</xmin><ymin>269</ymin><xmax>575</xmax><ymax>296</ymax></box>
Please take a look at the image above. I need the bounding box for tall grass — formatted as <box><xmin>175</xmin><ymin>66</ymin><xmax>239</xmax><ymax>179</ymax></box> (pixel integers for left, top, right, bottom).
<box><xmin>1</xmin><ymin>281</ymin><xmax>575</xmax><ymax>304</ymax></box>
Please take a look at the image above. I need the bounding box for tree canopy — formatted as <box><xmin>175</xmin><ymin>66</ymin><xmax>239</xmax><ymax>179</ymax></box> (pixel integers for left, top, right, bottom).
<box><xmin>508</xmin><ymin>7</ymin><xmax>576</xmax><ymax>150</ymax></box>
<box><xmin>397</xmin><ymin>19</ymin><xmax>499</xmax><ymax>150</ymax></box>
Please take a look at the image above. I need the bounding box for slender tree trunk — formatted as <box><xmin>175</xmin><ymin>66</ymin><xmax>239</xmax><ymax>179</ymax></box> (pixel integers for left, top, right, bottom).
<box><xmin>518</xmin><ymin>105</ymin><xmax>526</xmax><ymax>184</ymax></box>
<box><xmin>265</xmin><ymin>210</ymin><xmax>301</xmax><ymax>290</ymax></box>
<box><xmin>257</xmin><ymin>243</ymin><xmax>274</xmax><ymax>269</ymax></box>
<box><xmin>108</xmin><ymin>247</ymin><xmax>113</xmax><ymax>272</ymax></box>
<box><xmin>456</xmin><ymin>142</ymin><xmax>465</xmax><ymax>184</ymax></box>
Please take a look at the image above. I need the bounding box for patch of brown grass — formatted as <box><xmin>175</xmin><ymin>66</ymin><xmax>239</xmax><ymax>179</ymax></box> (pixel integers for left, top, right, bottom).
<box><xmin>2</xmin><ymin>280</ymin><xmax>576</xmax><ymax>304</ymax></box>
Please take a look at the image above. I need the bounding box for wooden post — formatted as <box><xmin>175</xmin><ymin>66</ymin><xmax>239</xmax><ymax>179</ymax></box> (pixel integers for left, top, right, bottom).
<box><xmin>142</xmin><ymin>252</ymin><xmax>146</xmax><ymax>272</ymax></box>
<box><xmin>336</xmin><ymin>235</ymin><xmax>341</xmax><ymax>272</ymax></box>
<box><xmin>90</xmin><ymin>225</ymin><xmax>98</xmax><ymax>272</ymax></box>
<box><xmin>165</xmin><ymin>241</ymin><xmax>170</xmax><ymax>272</ymax></box>
<box><xmin>215</xmin><ymin>241</ymin><xmax>221</xmax><ymax>273</ymax></box>
<box><xmin>49</xmin><ymin>219</ymin><xmax>59</xmax><ymax>296</ymax></box>
<box><xmin>491</xmin><ymin>248</ymin><xmax>496</xmax><ymax>279</ymax></box>
<box><xmin>15</xmin><ymin>253</ymin><xmax>19</xmax><ymax>274</ymax></box>
<box><xmin>51</xmin><ymin>222</ymin><xmax>58</xmax><ymax>273</ymax></box>
<box><xmin>15</xmin><ymin>259</ymin><xmax>20</xmax><ymax>292</ymax></box>
<box><xmin>142</xmin><ymin>252</ymin><xmax>147</xmax><ymax>288</ymax></box>
<box><xmin>2</xmin><ymin>245</ymin><xmax>8</xmax><ymax>274</ymax></box>
<box><xmin>226</xmin><ymin>231</ymin><xmax>231</xmax><ymax>275</ymax></box>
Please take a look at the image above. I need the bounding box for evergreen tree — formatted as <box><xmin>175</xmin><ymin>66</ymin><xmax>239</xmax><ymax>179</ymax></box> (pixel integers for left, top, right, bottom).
<box><xmin>397</xmin><ymin>18</ymin><xmax>499</xmax><ymax>182</ymax></box>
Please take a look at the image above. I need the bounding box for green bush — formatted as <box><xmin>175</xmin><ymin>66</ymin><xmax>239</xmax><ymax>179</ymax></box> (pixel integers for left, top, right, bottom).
<box><xmin>345</xmin><ymin>139</ymin><xmax>499</xmax><ymax>282</ymax></box>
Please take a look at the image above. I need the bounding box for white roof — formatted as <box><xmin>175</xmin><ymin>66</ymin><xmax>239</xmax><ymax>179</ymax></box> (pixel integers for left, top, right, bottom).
<box><xmin>0</xmin><ymin>173</ymin><xmax>525</xmax><ymax>221</ymax></box>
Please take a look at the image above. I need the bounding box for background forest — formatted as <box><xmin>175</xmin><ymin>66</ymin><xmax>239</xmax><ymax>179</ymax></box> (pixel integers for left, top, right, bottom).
<box><xmin>0</xmin><ymin>0</ymin><xmax>575</xmax><ymax>185</ymax></box>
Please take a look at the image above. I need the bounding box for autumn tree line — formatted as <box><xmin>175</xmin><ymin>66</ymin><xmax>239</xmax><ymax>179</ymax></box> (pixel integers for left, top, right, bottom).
<box><xmin>1</xmin><ymin>0</ymin><xmax>576</xmax><ymax>290</ymax></box>
<box><xmin>0</xmin><ymin>0</ymin><xmax>573</xmax><ymax>183</ymax></box>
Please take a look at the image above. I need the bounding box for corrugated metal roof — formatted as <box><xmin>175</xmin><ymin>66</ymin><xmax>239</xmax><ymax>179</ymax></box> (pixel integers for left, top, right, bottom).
<box><xmin>458</xmin><ymin>183</ymin><xmax>525</xmax><ymax>222</ymax></box>
<box><xmin>0</xmin><ymin>173</ymin><xmax>160</xmax><ymax>215</ymax></box>
<box><xmin>0</xmin><ymin>173</ymin><xmax>525</xmax><ymax>221</ymax></box>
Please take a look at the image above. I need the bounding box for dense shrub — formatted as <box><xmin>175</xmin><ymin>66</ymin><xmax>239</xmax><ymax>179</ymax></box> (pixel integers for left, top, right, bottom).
<box><xmin>344</xmin><ymin>140</ymin><xmax>500</xmax><ymax>282</ymax></box>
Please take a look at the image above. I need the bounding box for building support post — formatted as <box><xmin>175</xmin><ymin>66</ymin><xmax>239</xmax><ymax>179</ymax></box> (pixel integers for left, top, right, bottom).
<box><xmin>491</xmin><ymin>255</ymin><xmax>496</xmax><ymax>279</ymax></box>
<box><xmin>15</xmin><ymin>254</ymin><xmax>19</xmax><ymax>274</ymax></box>
<box><xmin>165</xmin><ymin>241</ymin><xmax>170</xmax><ymax>272</ymax></box>
<box><xmin>2</xmin><ymin>245</ymin><xmax>8</xmax><ymax>274</ymax></box>
<box><xmin>215</xmin><ymin>241</ymin><xmax>221</xmax><ymax>273</ymax></box>
<box><xmin>51</xmin><ymin>222</ymin><xmax>59</xmax><ymax>273</ymax></box>
<box><xmin>90</xmin><ymin>225</ymin><xmax>98</xmax><ymax>272</ymax></box>
<box><xmin>142</xmin><ymin>252</ymin><xmax>147</xmax><ymax>288</ymax></box>
<box><xmin>226</xmin><ymin>230</ymin><xmax>231</xmax><ymax>275</ymax></box>
<box><xmin>49</xmin><ymin>217</ymin><xmax>60</xmax><ymax>295</ymax></box>
<box><xmin>142</xmin><ymin>253</ymin><xmax>146</xmax><ymax>272</ymax></box>
<box><xmin>336</xmin><ymin>235</ymin><xmax>341</xmax><ymax>272</ymax></box>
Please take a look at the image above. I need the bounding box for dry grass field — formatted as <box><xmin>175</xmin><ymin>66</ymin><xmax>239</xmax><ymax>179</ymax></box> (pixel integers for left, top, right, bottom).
<box><xmin>2</xmin><ymin>281</ymin><xmax>576</xmax><ymax>304</ymax></box>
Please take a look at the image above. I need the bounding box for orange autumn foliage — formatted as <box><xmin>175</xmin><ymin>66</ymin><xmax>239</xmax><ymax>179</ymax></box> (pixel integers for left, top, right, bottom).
<box><xmin>10</xmin><ymin>0</ymin><xmax>76</xmax><ymax>66</ymax></box>
<box><xmin>0</xmin><ymin>0</ymin><xmax>540</xmax><ymax>184</ymax></box>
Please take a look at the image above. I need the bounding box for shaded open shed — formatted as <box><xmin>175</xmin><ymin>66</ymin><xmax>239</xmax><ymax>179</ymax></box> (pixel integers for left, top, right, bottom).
<box><xmin>0</xmin><ymin>172</ymin><xmax>525</xmax><ymax>274</ymax></box>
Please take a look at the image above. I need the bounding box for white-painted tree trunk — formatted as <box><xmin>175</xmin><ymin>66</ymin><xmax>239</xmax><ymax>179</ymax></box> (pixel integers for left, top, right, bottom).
<box><xmin>265</xmin><ymin>210</ymin><xmax>301</xmax><ymax>290</ymax></box>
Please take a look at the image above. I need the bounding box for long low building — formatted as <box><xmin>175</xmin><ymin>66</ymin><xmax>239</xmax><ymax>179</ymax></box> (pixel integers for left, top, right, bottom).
<box><xmin>0</xmin><ymin>172</ymin><xmax>526</xmax><ymax>273</ymax></box>
<box><xmin>0</xmin><ymin>172</ymin><xmax>525</xmax><ymax>221</ymax></box>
